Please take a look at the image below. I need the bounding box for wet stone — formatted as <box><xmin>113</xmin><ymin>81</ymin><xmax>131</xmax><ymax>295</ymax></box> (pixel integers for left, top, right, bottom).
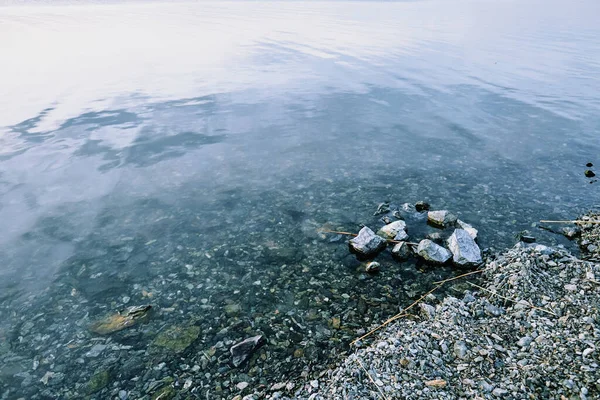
<box><xmin>365</xmin><ymin>261</ymin><xmax>380</xmax><ymax>273</ymax></box>
<box><xmin>151</xmin><ymin>324</ymin><xmax>201</xmax><ymax>353</ymax></box>
<box><xmin>456</xmin><ymin>219</ymin><xmax>478</xmax><ymax>240</ymax></box>
<box><xmin>427</xmin><ymin>210</ymin><xmax>457</xmax><ymax>228</ymax></box>
<box><xmin>377</xmin><ymin>220</ymin><xmax>407</xmax><ymax>240</ymax></box>
<box><xmin>391</xmin><ymin>241</ymin><xmax>412</xmax><ymax>261</ymax></box>
<box><xmin>417</xmin><ymin>239</ymin><xmax>452</xmax><ymax>264</ymax></box>
<box><xmin>89</xmin><ymin>305</ymin><xmax>152</xmax><ymax>335</ymax></box>
<box><xmin>86</xmin><ymin>369</ymin><xmax>111</xmax><ymax>394</ymax></box>
<box><xmin>415</xmin><ymin>201</ymin><xmax>430</xmax><ymax>212</ymax></box>
<box><xmin>230</xmin><ymin>335</ymin><xmax>264</xmax><ymax>367</ymax></box>
<box><xmin>349</xmin><ymin>227</ymin><xmax>387</xmax><ymax>257</ymax></box>
<box><xmin>447</xmin><ymin>229</ymin><xmax>482</xmax><ymax>267</ymax></box>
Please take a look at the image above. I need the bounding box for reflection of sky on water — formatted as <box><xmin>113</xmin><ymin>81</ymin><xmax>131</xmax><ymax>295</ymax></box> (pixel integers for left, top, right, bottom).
<box><xmin>0</xmin><ymin>0</ymin><xmax>599</xmax><ymax>297</ymax></box>
<box><xmin>1</xmin><ymin>0</ymin><xmax>599</xmax><ymax>131</ymax></box>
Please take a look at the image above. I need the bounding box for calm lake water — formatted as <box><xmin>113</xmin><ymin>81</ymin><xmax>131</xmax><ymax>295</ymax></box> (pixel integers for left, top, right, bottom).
<box><xmin>0</xmin><ymin>0</ymin><xmax>599</xmax><ymax>398</ymax></box>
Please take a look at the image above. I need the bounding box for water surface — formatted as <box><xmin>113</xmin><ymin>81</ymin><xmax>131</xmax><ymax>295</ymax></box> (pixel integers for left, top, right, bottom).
<box><xmin>0</xmin><ymin>0</ymin><xmax>599</xmax><ymax>398</ymax></box>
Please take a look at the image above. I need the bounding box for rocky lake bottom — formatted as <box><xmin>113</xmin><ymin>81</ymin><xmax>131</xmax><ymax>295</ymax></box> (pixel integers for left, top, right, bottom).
<box><xmin>0</xmin><ymin>186</ymin><xmax>596</xmax><ymax>400</ymax></box>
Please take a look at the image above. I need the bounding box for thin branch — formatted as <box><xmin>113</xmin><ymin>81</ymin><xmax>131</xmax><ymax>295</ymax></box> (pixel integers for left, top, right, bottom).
<box><xmin>351</xmin><ymin>285</ymin><xmax>442</xmax><ymax>345</ymax></box>
<box><xmin>355</xmin><ymin>357</ymin><xmax>390</xmax><ymax>400</ymax></box>
<box><xmin>433</xmin><ymin>269</ymin><xmax>485</xmax><ymax>285</ymax></box>
<box><xmin>467</xmin><ymin>282</ymin><xmax>556</xmax><ymax>316</ymax></box>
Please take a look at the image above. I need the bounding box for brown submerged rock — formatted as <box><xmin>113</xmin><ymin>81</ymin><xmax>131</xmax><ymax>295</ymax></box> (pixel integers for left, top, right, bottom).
<box><xmin>89</xmin><ymin>305</ymin><xmax>152</xmax><ymax>335</ymax></box>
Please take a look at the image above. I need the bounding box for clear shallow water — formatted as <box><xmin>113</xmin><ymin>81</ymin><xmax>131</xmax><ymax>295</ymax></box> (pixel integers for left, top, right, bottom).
<box><xmin>0</xmin><ymin>0</ymin><xmax>599</xmax><ymax>398</ymax></box>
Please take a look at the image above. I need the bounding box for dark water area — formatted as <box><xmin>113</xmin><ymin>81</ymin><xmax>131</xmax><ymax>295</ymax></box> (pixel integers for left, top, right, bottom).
<box><xmin>0</xmin><ymin>0</ymin><xmax>599</xmax><ymax>398</ymax></box>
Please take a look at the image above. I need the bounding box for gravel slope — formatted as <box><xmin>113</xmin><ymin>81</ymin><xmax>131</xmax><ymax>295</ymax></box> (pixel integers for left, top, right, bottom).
<box><xmin>266</xmin><ymin>214</ymin><xmax>600</xmax><ymax>400</ymax></box>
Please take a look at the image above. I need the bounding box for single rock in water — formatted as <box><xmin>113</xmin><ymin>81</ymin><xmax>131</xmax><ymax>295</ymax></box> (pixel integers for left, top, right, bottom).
<box><xmin>365</xmin><ymin>261</ymin><xmax>380</xmax><ymax>273</ymax></box>
<box><xmin>417</xmin><ymin>239</ymin><xmax>452</xmax><ymax>264</ymax></box>
<box><xmin>230</xmin><ymin>335</ymin><xmax>264</xmax><ymax>367</ymax></box>
<box><xmin>520</xmin><ymin>234</ymin><xmax>536</xmax><ymax>243</ymax></box>
<box><xmin>456</xmin><ymin>219</ymin><xmax>478</xmax><ymax>240</ymax></box>
<box><xmin>86</xmin><ymin>369</ymin><xmax>111</xmax><ymax>394</ymax></box>
<box><xmin>586</xmin><ymin>162</ymin><xmax>593</xmax><ymax>167</ymax></box>
<box><xmin>562</xmin><ymin>226</ymin><xmax>581</xmax><ymax>239</ymax></box>
<box><xmin>89</xmin><ymin>305</ymin><xmax>152</xmax><ymax>335</ymax></box>
<box><xmin>584</xmin><ymin>169</ymin><xmax>595</xmax><ymax>178</ymax></box>
<box><xmin>415</xmin><ymin>201</ymin><xmax>430</xmax><ymax>212</ymax></box>
<box><xmin>349</xmin><ymin>227</ymin><xmax>387</xmax><ymax>257</ymax></box>
<box><xmin>391</xmin><ymin>241</ymin><xmax>412</xmax><ymax>260</ymax></box>
<box><xmin>151</xmin><ymin>325</ymin><xmax>201</xmax><ymax>353</ymax></box>
<box><xmin>377</xmin><ymin>220</ymin><xmax>407</xmax><ymax>240</ymax></box>
<box><xmin>427</xmin><ymin>210</ymin><xmax>457</xmax><ymax>228</ymax></box>
<box><xmin>373</xmin><ymin>202</ymin><xmax>390</xmax><ymax>216</ymax></box>
<box><xmin>447</xmin><ymin>229</ymin><xmax>482</xmax><ymax>267</ymax></box>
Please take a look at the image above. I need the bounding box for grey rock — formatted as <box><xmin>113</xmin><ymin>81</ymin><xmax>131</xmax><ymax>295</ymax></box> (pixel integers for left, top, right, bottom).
<box><xmin>415</xmin><ymin>201</ymin><xmax>430</xmax><ymax>212</ymax></box>
<box><xmin>447</xmin><ymin>229</ymin><xmax>482</xmax><ymax>267</ymax></box>
<box><xmin>85</xmin><ymin>344</ymin><xmax>107</xmax><ymax>358</ymax></box>
<box><xmin>492</xmin><ymin>388</ymin><xmax>508</xmax><ymax>396</ymax></box>
<box><xmin>456</xmin><ymin>219</ymin><xmax>478</xmax><ymax>240</ymax></box>
<box><xmin>349</xmin><ymin>227</ymin><xmax>387</xmax><ymax>257</ymax></box>
<box><xmin>391</xmin><ymin>241</ymin><xmax>412</xmax><ymax>260</ymax></box>
<box><xmin>374</xmin><ymin>202</ymin><xmax>390</xmax><ymax>216</ymax></box>
<box><xmin>419</xmin><ymin>303</ymin><xmax>436</xmax><ymax>319</ymax></box>
<box><xmin>454</xmin><ymin>341</ymin><xmax>468</xmax><ymax>359</ymax></box>
<box><xmin>427</xmin><ymin>210</ymin><xmax>457</xmax><ymax>228</ymax></box>
<box><xmin>517</xmin><ymin>336</ymin><xmax>532</xmax><ymax>347</ymax></box>
<box><xmin>377</xmin><ymin>220</ymin><xmax>407</xmax><ymax>240</ymax></box>
<box><xmin>365</xmin><ymin>261</ymin><xmax>380</xmax><ymax>273</ymax></box>
<box><xmin>562</xmin><ymin>226</ymin><xmax>581</xmax><ymax>239</ymax></box>
<box><xmin>416</xmin><ymin>239</ymin><xmax>452</xmax><ymax>264</ymax></box>
<box><xmin>230</xmin><ymin>335</ymin><xmax>264</xmax><ymax>367</ymax></box>
<box><xmin>393</xmin><ymin>230</ymin><xmax>409</xmax><ymax>241</ymax></box>
<box><xmin>484</xmin><ymin>303</ymin><xmax>504</xmax><ymax>316</ymax></box>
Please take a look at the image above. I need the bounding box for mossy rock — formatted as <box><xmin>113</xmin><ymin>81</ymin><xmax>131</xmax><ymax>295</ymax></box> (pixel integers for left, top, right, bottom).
<box><xmin>86</xmin><ymin>369</ymin><xmax>111</xmax><ymax>394</ymax></box>
<box><xmin>151</xmin><ymin>385</ymin><xmax>175</xmax><ymax>400</ymax></box>
<box><xmin>151</xmin><ymin>325</ymin><xmax>200</xmax><ymax>353</ymax></box>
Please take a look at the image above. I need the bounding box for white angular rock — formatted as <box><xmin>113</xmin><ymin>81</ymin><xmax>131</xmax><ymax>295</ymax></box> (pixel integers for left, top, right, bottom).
<box><xmin>391</xmin><ymin>241</ymin><xmax>412</xmax><ymax>260</ymax></box>
<box><xmin>377</xmin><ymin>220</ymin><xmax>407</xmax><ymax>239</ymax></box>
<box><xmin>447</xmin><ymin>229</ymin><xmax>482</xmax><ymax>267</ymax></box>
<box><xmin>456</xmin><ymin>219</ymin><xmax>478</xmax><ymax>240</ymax></box>
<box><xmin>417</xmin><ymin>239</ymin><xmax>452</xmax><ymax>264</ymax></box>
<box><xmin>349</xmin><ymin>227</ymin><xmax>387</xmax><ymax>256</ymax></box>
<box><xmin>427</xmin><ymin>210</ymin><xmax>457</xmax><ymax>228</ymax></box>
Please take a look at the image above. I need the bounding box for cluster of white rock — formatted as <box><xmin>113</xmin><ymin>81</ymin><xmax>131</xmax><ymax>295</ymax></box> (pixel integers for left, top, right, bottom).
<box><xmin>348</xmin><ymin>205</ymin><xmax>482</xmax><ymax>268</ymax></box>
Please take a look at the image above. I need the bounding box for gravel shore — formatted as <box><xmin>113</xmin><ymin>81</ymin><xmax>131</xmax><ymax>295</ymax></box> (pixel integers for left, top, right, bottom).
<box><xmin>276</xmin><ymin>214</ymin><xmax>600</xmax><ymax>400</ymax></box>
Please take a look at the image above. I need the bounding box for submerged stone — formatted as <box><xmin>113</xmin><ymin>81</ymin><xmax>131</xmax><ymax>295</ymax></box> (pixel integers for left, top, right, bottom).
<box><xmin>391</xmin><ymin>241</ymin><xmax>413</xmax><ymax>260</ymax></box>
<box><xmin>349</xmin><ymin>227</ymin><xmax>387</xmax><ymax>257</ymax></box>
<box><xmin>377</xmin><ymin>220</ymin><xmax>407</xmax><ymax>240</ymax></box>
<box><xmin>89</xmin><ymin>305</ymin><xmax>152</xmax><ymax>335</ymax></box>
<box><xmin>417</xmin><ymin>239</ymin><xmax>452</xmax><ymax>264</ymax></box>
<box><xmin>584</xmin><ymin>170</ymin><xmax>595</xmax><ymax>178</ymax></box>
<box><xmin>152</xmin><ymin>325</ymin><xmax>201</xmax><ymax>354</ymax></box>
<box><xmin>415</xmin><ymin>201</ymin><xmax>430</xmax><ymax>212</ymax></box>
<box><xmin>86</xmin><ymin>369</ymin><xmax>111</xmax><ymax>394</ymax></box>
<box><xmin>230</xmin><ymin>335</ymin><xmax>264</xmax><ymax>367</ymax></box>
<box><xmin>447</xmin><ymin>229</ymin><xmax>482</xmax><ymax>267</ymax></box>
<box><xmin>365</xmin><ymin>261</ymin><xmax>380</xmax><ymax>273</ymax></box>
<box><xmin>427</xmin><ymin>210</ymin><xmax>457</xmax><ymax>228</ymax></box>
